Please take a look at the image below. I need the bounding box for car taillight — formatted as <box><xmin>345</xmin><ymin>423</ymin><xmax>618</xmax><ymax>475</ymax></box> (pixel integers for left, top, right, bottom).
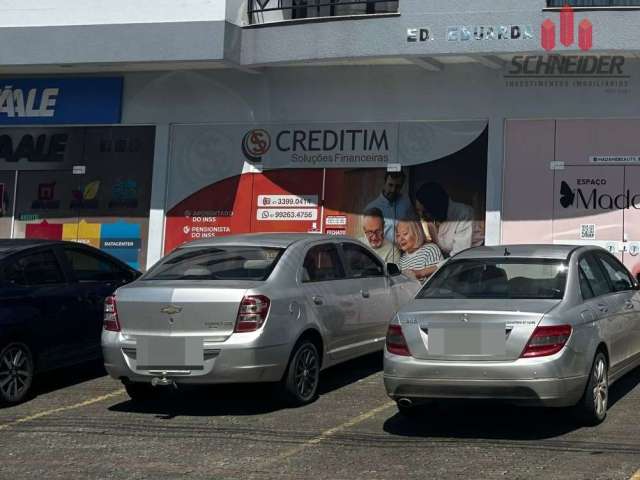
<box><xmin>235</xmin><ymin>295</ymin><xmax>270</xmax><ymax>333</ymax></box>
<box><xmin>386</xmin><ymin>324</ymin><xmax>411</xmax><ymax>357</ymax></box>
<box><xmin>103</xmin><ymin>295</ymin><xmax>121</xmax><ymax>332</ymax></box>
<box><xmin>521</xmin><ymin>325</ymin><xmax>572</xmax><ymax>358</ymax></box>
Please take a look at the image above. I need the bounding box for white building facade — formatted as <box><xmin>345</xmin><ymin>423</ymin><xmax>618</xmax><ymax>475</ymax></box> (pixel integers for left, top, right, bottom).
<box><xmin>2</xmin><ymin>0</ymin><xmax>640</xmax><ymax>274</ymax></box>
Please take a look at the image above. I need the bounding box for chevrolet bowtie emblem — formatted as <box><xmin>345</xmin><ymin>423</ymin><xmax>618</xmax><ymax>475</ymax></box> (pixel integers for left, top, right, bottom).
<box><xmin>160</xmin><ymin>305</ymin><xmax>183</xmax><ymax>315</ymax></box>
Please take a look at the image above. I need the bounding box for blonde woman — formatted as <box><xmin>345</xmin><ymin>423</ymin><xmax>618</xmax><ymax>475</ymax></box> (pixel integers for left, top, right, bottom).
<box><xmin>395</xmin><ymin>219</ymin><xmax>443</xmax><ymax>283</ymax></box>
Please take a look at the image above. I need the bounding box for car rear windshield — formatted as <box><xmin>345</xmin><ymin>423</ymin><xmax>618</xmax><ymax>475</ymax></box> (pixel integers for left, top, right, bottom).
<box><xmin>144</xmin><ymin>246</ymin><xmax>284</xmax><ymax>281</ymax></box>
<box><xmin>417</xmin><ymin>258</ymin><xmax>568</xmax><ymax>300</ymax></box>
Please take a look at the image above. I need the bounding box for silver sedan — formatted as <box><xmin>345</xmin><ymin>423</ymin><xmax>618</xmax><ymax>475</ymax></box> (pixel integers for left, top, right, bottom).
<box><xmin>103</xmin><ymin>233</ymin><xmax>419</xmax><ymax>405</ymax></box>
<box><xmin>384</xmin><ymin>245</ymin><xmax>640</xmax><ymax>425</ymax></box>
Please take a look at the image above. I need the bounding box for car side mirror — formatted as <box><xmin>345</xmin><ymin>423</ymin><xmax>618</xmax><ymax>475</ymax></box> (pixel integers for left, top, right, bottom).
<box><xmin>387</xmin><ymin>263</ymin><xmax>401</xmax><ymax>277</ymax></box>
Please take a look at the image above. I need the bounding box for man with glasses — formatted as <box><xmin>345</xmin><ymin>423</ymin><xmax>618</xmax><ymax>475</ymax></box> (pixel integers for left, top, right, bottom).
<box><xmin>360</xmin><ymin>207</ymin><xmax>401</xmax><ymax>264</ymax></box>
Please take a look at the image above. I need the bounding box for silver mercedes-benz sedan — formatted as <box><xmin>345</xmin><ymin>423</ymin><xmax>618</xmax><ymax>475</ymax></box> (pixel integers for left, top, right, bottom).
<box><xmin>103</xmin><ymin>233</ymin><xmax>419</xmax><ymax>405</ymax></box>
<box><xmin>384</xmin><ymin>245</ymin><xmax>640</xmax><ymax>425</ymax></box>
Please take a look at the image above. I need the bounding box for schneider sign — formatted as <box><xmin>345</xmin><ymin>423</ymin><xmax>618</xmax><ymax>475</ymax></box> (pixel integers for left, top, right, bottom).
<box><xmin>0</xmin><ymin>78</ymin><xmax>122</xmax><ymax>125</ymax></box>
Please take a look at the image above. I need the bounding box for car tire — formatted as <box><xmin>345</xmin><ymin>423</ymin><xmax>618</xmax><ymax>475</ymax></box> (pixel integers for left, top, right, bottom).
<box><xmin>123</xmin><ymin>382</ymin><xmax>156</xmax><ymax>402</ymax></box>
<box><xmin>575</xmin><ymin>352</ymin><xmax>609</xmax><ymax>426</ymax></box>
<box><xmin>281</xmin><ymin>341</ymin><xmax>320</xmax><ymax>407</ymax></box>
<box><xmin>0</xmin><ymin>341</ymin><xmax>35</xmax><ymax>406</ymax></box>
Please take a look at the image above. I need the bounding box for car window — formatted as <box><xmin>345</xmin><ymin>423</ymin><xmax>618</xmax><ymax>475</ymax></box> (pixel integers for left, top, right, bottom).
<box><xmin>145</xmin><ymin>246</ymin><xmax>283</xmax><ymax>281</ymax></box>
<box><xmin>341</xmin><ymin>243</ymin><xmax>384</xmax><ymax>279</ymax></box>
<box><xmin>578</xmin><ymin>255</ymin><xmax>612</xmax><ymax>298</ymax></box>
<box><xmin>63</xmin><ymin>248</ymin><xmax>124</xmax><ymax>282</ymax></box>
<box><xmin>579</xmin><ymin>266</ymin><xmax>595</xmax><ymax>300</ymax></box>
<box><xmin>302</xmin><ymin>244</ymin><xmax>345</xmax><ymax>283</ymax></box>
<box><xmin>417</xmin><ymin>258</ymin><xmax>567</xmax><ymax>300</ymax></box>
<box><xmin>594</xmin><ymin>253</ymin><xmax>634</xmax><ymax>292</ymax></box>
<box><xmin>3</xmin><ymin>250</ymin><xmax>65</xmax><ymax>286</ymax></box>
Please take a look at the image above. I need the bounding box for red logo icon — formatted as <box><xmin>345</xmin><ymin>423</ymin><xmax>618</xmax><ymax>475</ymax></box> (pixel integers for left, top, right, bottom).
<box><xmin>242</xmin><ymin>129</ymin><xmax>271</xmax><ymax>162</ymax></box>
<box><xmin>541</xmin><ymin>4</ymin><xmax>593</xmax><ymax>52</ymax></box>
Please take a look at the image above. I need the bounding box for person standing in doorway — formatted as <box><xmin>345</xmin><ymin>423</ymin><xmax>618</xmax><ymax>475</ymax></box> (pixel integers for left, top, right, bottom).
<box><xmin>365</xmin><ymin>171</ymin><xmax>415</xmax><ymax>245</ymax></box>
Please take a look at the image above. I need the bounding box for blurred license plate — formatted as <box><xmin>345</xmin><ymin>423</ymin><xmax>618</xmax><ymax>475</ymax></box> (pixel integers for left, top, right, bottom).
<box><xmin>429</xmin><ymin>324</ymin><xmax>505</xmax><ymax>356</ymax></box>
<box><xmin>136</xmin><ymin>337</ymin><xmax>204</xmax><ymax>369</ymax></box>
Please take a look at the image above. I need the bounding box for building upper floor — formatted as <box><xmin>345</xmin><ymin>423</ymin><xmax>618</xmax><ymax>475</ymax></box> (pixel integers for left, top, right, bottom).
<box><xmin>2</xmin><ymin>0</ymin><xmax>640</xmax><ymax>73</ymax></box>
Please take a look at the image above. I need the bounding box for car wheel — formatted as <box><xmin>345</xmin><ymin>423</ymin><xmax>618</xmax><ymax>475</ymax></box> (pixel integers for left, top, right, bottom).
<box><xmin>0</xmin><ymin>342</ymin><xmax>35</xmax><ymax>405</ymax></box>
<box><xmin>123</xmin><ymin>382</ymin><xmax>156</xmax><ymax>402</ymax></box>
<box><xmin>575</xmin><ymin>352</ymin><xmax>609</xmax><ymax>426</ymax></box>
<box><xmin>282</xmin><ymin>341</ymin><xmax>320</xmax><ymax>406</ymax></box>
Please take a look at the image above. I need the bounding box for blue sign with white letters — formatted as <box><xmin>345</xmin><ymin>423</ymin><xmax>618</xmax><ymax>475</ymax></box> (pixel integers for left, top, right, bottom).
<box><xmin>0</xmin><ymin>77</ymin><xmax>122</xmax><ymax>125</ymax></box>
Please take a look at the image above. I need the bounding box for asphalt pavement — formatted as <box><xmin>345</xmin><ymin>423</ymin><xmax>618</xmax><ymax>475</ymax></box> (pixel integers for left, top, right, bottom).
<box><xmin>1</xmin><ymin>353</ymin><xmax>639</xmax><ymax>480</ymax></box>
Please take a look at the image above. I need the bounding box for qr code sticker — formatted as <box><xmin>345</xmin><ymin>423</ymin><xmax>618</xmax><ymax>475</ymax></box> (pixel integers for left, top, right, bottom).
<box><xmin>580</xmin><ymin>224</ymin><xmax>596</xmax><ymax>240</ymax></box>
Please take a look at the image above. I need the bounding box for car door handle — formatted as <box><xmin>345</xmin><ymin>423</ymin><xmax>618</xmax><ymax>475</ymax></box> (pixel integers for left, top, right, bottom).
<box><xmin>597</xmin><ymin>303</ymin><xmax>609</xmax><ymax>314</ymax></box>
<box><xmin>312</xmin><ymin>296</ymin><xmax>324</xmax><ymax>306</ymax></box>
<box><xmin>361</xmin><ymin>289</ymin><xmax>370</xmax><ymax>299</ymax></box>
<box><xmin>625</xmin><ymin>301</ymin><xmax>635</xmax><ymax>310</ymax></box>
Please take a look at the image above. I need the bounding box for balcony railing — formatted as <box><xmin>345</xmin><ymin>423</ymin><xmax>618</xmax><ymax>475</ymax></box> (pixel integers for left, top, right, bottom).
<box><xmin>247</xmin><ymin>0</ymin><xmax>399</xmax><ymax>25</ymax></box>
<box><xmin>547</xmin><ymin>1</ymin><xmax>640</xmax><ymax>7</ymax></box>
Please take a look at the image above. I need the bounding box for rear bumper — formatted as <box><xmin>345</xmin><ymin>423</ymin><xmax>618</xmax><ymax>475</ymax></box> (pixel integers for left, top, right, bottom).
<box><xmin>383</xmin><ymin>351</ymin><xmax>589</xmax><ymax>407</ymax></box>
<box><xmin>102</xmin><ymin>331</ymin><xmax>290</xmax><ymax>385</ymax></box>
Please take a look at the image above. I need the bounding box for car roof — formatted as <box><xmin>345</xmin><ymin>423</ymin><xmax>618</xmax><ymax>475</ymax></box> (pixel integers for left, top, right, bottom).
<box><xmin>453</xmin><ymin>244</ymin><xmax>582</xmax><ymax>261</ymax></box>
<box><xmin>180</xmin><ymin>233</ymin><xmax>343</xmax><ymax>249</ymax></box>
<box><xmin>0</xmin><ymin>239</ymin><xmax>67</xmax><ymax>256</ymax></box>
<box><xmin>0</xmin><ymin>238</ymin><xmax>112</xmax><ymax>257</ymax></box>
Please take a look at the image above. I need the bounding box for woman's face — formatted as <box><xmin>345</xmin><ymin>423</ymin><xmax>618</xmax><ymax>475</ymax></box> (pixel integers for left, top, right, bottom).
<box><xmin>396</xmin><ymin>222</ymin><xmax>418</xmax><ymax>253</ymax></box>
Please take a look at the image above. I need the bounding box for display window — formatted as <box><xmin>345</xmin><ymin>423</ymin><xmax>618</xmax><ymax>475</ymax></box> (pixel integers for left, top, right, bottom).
<box><xmin>164</xmin><ymin>122</ymin><xmax>488</xmax><ymax>281</ymax></box>
<box><xmin>503</xmin><ymin>119</ymin><xmax>640</xmax><ymax>276</ymax></box>
<box><xmin>3</xmin><ymin>126</ymin><xmax>154</xmax><ymax>271</ymax></box>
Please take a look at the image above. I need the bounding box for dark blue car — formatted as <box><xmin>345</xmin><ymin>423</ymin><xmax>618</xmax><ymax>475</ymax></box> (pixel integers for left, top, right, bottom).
<box><xmin>0</xmin><ymin>240</ymin><xmax>140</xmax><ymax>405</ymax></box>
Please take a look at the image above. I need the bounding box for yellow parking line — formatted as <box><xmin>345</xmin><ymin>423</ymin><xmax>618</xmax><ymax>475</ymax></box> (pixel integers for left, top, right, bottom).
<box><xmin>630</xmin><ymin>468</ymin><xmax>640</xmax><ymax>480</ymax></box>
<box><xmin>0</xmin><ymin>388</ymin><xmax>125</xmax><ymax>431</ymax></box>
<box><xmin>263</xmin><ymin>400</ymin><xmax>395</xmax><ymax>467</ymax></box>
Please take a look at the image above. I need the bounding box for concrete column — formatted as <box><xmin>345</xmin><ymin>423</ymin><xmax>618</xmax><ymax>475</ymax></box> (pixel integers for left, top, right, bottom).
<box><xmin>485</xmin><ymin>116</ymin><xmax>504</xmax><ymax>246</ymax></box>
<box><xmin>146</xmin><ymin>124</ymin><xmax>170</xmax><ymax>269</ymax></box>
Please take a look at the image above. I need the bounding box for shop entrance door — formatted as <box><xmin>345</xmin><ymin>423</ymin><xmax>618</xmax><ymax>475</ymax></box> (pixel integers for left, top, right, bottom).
<box><xmin>549</xmin><ymin>119</ymin><xmax>640</xmax><ymax>274</ymax></box>
<box><xmin>552</xmin><ymin>165</ymin><xmax>640</xmax><ymax>272</ymax></box>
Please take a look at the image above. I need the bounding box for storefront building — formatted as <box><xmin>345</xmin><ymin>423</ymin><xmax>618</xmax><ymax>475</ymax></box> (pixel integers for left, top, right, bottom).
<box><xmin>0</xmin><ymin>77</ymin><xmax>155</xmax><ymax>270</ymax></box>
<box><xmin>4</xmin><ymin>0</ymin><xmax>640</xmax><ymax>273</ymax></box>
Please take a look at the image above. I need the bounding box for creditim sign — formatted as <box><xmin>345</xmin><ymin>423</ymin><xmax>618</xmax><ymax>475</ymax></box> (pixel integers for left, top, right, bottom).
<box><xmin>0</xmin><ymin>77</ymin><xmax>122</xmax><ymax>125</ymax></box>
<box><xmin>241</xmin><ymin>123</ymin><xmax>395</xmax><ymax>167</ymax></box>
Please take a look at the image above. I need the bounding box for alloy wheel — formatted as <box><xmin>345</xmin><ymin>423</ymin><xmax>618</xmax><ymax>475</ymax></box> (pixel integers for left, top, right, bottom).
<box><xmin>592</xmin><ymin>357</ymin><xmax>608</xmax><ymax>418</ymax></box>
<box><xmin>0</xmin><ymin>344</ymin><xmax>33</xmax><ymax>403</ymax></box>
<box><xmin>294</xmin><ymin>346</ymin><xmax>319</xmax><ymax>401</ymax></box>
